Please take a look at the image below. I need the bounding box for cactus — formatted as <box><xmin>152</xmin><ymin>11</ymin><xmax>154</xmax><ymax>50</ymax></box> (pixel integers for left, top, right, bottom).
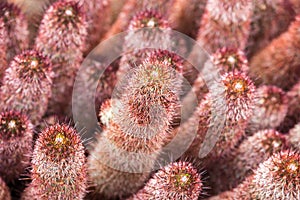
<box><xmin>196</xmin><ymin>0</ymin><xmax>253</xmax><ymax>53</ymax></box>
<box><xmin>249</xmin><ymin>150</ymin><xmax>300</xmax><ymax>199</ymax></box>
<box><xmin>249</xmin><ymin>15</ymin><xmax>300</xmax><ymax>90</ymax></box>
<box><xmin>82</xmin><ymin>0</ymin><xmax>111</xmax><ymax>53</ymax></box>
<box><xmin>247</xmin><ymin>0</ymin><xmax>295</xmax><ymax>57</ymax></box>
<box><xmin>88</xmin><ymin>100</ymin><xmax>156</xmax><ymax>199</ymax></box>
<box><xmin>210</xmin><ymin>150</ymin><xmax>300</xmax><ymax>200</ymax></box>
<box><xmin>116</xmin><ymin>54</ymin><xmax>182</xmax><ymax>137</ymax></box>
<box><xmin>248</xmin><ymin>85</ymin><xmax>288</xmax><ymax>132</ymax></box>
<box><xmin>35</xmin><ymin>0</ymin><xmax>87</xmax><ymax>115</ymax></box>
<box><xmin>0</xmin><ymin>110</ymin><xmax>33</xmax><ymax>183</ymax></box>
<box><xmin>169</xmin><ymin>0</ymin><xmax>207</xmax><ymax>38</ymax></box>
<box><xmin>2</xmin><ymin>0</ymin><xmax>300</xmax><ymax>199</ymax></box>
<box><xmin>185</xmin><ymin>71</ymin><xmax>256</xmax><ymax>164</ymax></box>
<box><xmin>0</xmin><ymin>2</ymin><xmax>29</xmax><ymax>61</ymax></box>
<box><xmin>131</xmin><ymin>161</ymin><xmax>203</xmax><ymax>200</ymax></box>
<box><xmin>24</xmin><ymin>123</ymin><xmax>87</xmax><ymax>200</ymax></box>
<box><xmin>88</xmin><ymin>53</ymin><xmax>183</xmax><ymax>198</ymax></box>
<box><xmin>208</xmin><ymin>129</ymin><xmax>288</xmax><ymax>193</ymax></box>
<box><xmin>0</xmin><ymin>50</ymin><xmax>53</xmax><ymax>124</ymax></box>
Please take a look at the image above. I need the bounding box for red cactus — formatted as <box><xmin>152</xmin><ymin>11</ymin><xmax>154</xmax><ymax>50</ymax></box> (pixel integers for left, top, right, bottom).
<box><xmin>131</xmin><ymin>161</ymin><xmax>203</xmax><ymax>200</ymax></box>
<box><xmin>250</xmin><ymin>150</ymin><xmax>300</xmax><ymax>199</ymax></box>
<box><xmin>169</xmin><ymin>0</ymin><xmax>207</xmax><ymax>38</ymax></box>
<box><xmin>185</xmin><ymin>72</ymin><xmax>256</xmax><ymax>163</ymax></box>
<box><xmin>26</xmin><ymin>123</ymin><xmax>87</xmax><ymax>199</ymax></box>
<box><xmin>247</xmin><ymin>0</ymin><xmax>295</xmax><ymax>57</ymax></box>
<box><xmin>116</xmin><ymin>56</ymin><xmax>182</xmax><ymax>137</ymax></box>
<box><xmin>249</xmin><ymin>15</ymin><xmax>300</xmax><ymax>90</ymax></box>
<box><xmin>0</xmin><ymin>2</ymin><xmax>29</xmax><ymax>61</ymax></box>
<box><xmin>81</xmin><ymin>0</ymin><xmax>111</xmax><ymax>53</ymax></box>
<box><xmin>0</xmin><ymin>110</ymin><xmax>33</xmax><ymax>183</ymax></box>
<box><xmin>196</xmin><ymin>0</ymin><xmax>253</xmax><ymax>53</ymax></box>
<box><xmin>0</xmin><ymin>50</ymin><xmax>53</xmax><ymax>124</ymax></box>
<box><xmin>35</xmin><ymin>0</ymin><xmax>87</xmax><ymax>115</ymax></box>
<box><xmin>88</xmin><ymin>54</ymin><xmax>183</xmax><ymax>198</ymax></box>
<box><xmin>210</xmin><ymin>150</ymin><xmax>300</xmax><ymax>200</ymax></box>
<box><xmin>87</xmin><ymin>128</ymin><xmax>156</xmax><ymax>199</ymax></box>
<box><xmin>89</xmin><ymin>101</ymin><xmax>158</xmax><ymax>198</ymax></box>
<box><xmin>208</xmin><ymin>129</ymin><xmax>288</xmax><ymax>193</ymax></box>
<box><xmin>222</xmin><ymin>71</ymin><xmax>256</xmax><ymax>121</ymax></box>
<box><xmin>248</xmin><ymin>85</ymin><xmax>288</xmax><ymax>132</ymax></box>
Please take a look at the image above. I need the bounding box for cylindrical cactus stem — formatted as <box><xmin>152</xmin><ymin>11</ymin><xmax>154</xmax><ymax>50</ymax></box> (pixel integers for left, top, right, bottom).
<box><xmin>0</xmin><ymin>177</ymin><xmax>11</xmax><ymax>200</ymax></box>
<box><xmin>247</xmin><ymin>0</ymin><xmax>295</xmax><ymax>57</ymax></box>
<box><xmin>118</xmin><ymin>9</ymin><xmax>171</xmax><ymax>80</ymax></box>
<box><xmin>88</xmin><ymin>55</ymin><xmax>183</xmax><ymax>198</ymax></box>
<box><xmin>62</xmin><ymin>0</ymin><xmax>112</xmax><ymax>54</ymax></box>
<box><xmin>247</xmin><ymin>85</ymin><xmax>288</xmax><ymax>133</ymax></box>
<box><xmin>25</xmin><ymin>123</ymin><xmax>87</xmax><ymax>200</ymax></box>
<box><xmin>35</xmin><ymin>1</ymin><xmax>87</xmax><ymax>115</ymax></box>
<box><xmin>130</xmin><ymin>161</ymin><xmax>203</xmax><ymax>200</ymax></box>
<box><xmin>249</xmin><ymin>15</ymin><xmax>300</xmax><ymax>90</ymax></box>
<box><xmin>64</xmin><ymin>0</ymin><xmax>111</xmax><ymax>48</ymax></box>
<box><xmin>0</xmin><ymin>50</ymin><xmax>53</xmax><ymax>124</ymax></box>
<box><xmin>8</xmin><ymin>0</ymin><xmax>53</xmax><ymax>44</ymax></box>
<box><xmin>288</xmin><ymin>123</ymin><xmax>300</xmax><ymax>151</ymax></box>
<box><xmin>82</xmin><ymin>0</ymin><xmax>111</xmax><ymax>54</ymax></box>
<box><xmin>88</xmin><ymin>99</ymin><xmax>158</xmax><ymax>199</ymax></box>
<box><xmin>0</xmin><ymin>110</ymin><xmax>33</xmax><ymax>183</ymax></box>
<box><xmin>195</xmin><ymin>0</ymin><xmax>253</xmax><ymax>53</ymax></box>
<box><xmin>208</xmin><ymin>129</ymin><xmax>288</xmax><ymax>194</ymax></box>
<box><xmin>116</xmin><ymin>55</ymin><xmax>182</xmax><ymax>135</ymax></box>
<box><xmin>87</xmin><ymin>129</ymin><xmax>156</xmax><ymax>200</ymax></box>
<box><xmin>169</xmin><ymin>0</ymin><xmax>207</xmax><ymax>38</ymax></box>
<box><xmin>0</xmin><ymin>17</ymin><xmax>7</xmax><ymax>82</ymax></box>
<box><xmin>248</xmin><ymin>150</ymin><xmax>300</xmax><ymax>199</ymax></box>
<box><xmin>185</xmin><ymin>71</ymin><xmax>256</xmax><ymax>164</ymax></box>
<box><xmin>0</xmin><ymin>2</ymin><xmax>29</xmax><ymax>62</ymax></box>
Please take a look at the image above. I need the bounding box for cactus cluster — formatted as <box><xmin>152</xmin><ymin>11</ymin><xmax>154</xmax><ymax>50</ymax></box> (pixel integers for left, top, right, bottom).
<box><xmin>0</xmin><ymin>0</ymin><xmax>300</xmax><ymax>200</ymax></box>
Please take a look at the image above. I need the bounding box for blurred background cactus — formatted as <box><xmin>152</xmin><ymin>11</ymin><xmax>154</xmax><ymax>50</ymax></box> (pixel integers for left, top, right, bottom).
<box><xmin>0</xmin><ymin>0</ymin><xmax>300</xmax><ymax>199</ymax></box>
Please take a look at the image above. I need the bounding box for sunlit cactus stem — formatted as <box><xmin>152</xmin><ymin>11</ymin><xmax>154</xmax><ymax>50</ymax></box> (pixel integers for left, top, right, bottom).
<box><xmin>0</xmin><ymin>50</ymin><xmax>53</xmax><ymax>124</ymax></box>
<box><xmin>23</xmin><ymin>123</ymin><xmax>87</xmax><ymax>200</ymax></box>
<box><xmin>130</xmin><ymin>161</ymin><xmax>203</xmax><ymax>200</ymax></box>
<box><xmin>35</xmin><ymin>0</ymin><xmax>87</xmax><ymax>115</ymax></box>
